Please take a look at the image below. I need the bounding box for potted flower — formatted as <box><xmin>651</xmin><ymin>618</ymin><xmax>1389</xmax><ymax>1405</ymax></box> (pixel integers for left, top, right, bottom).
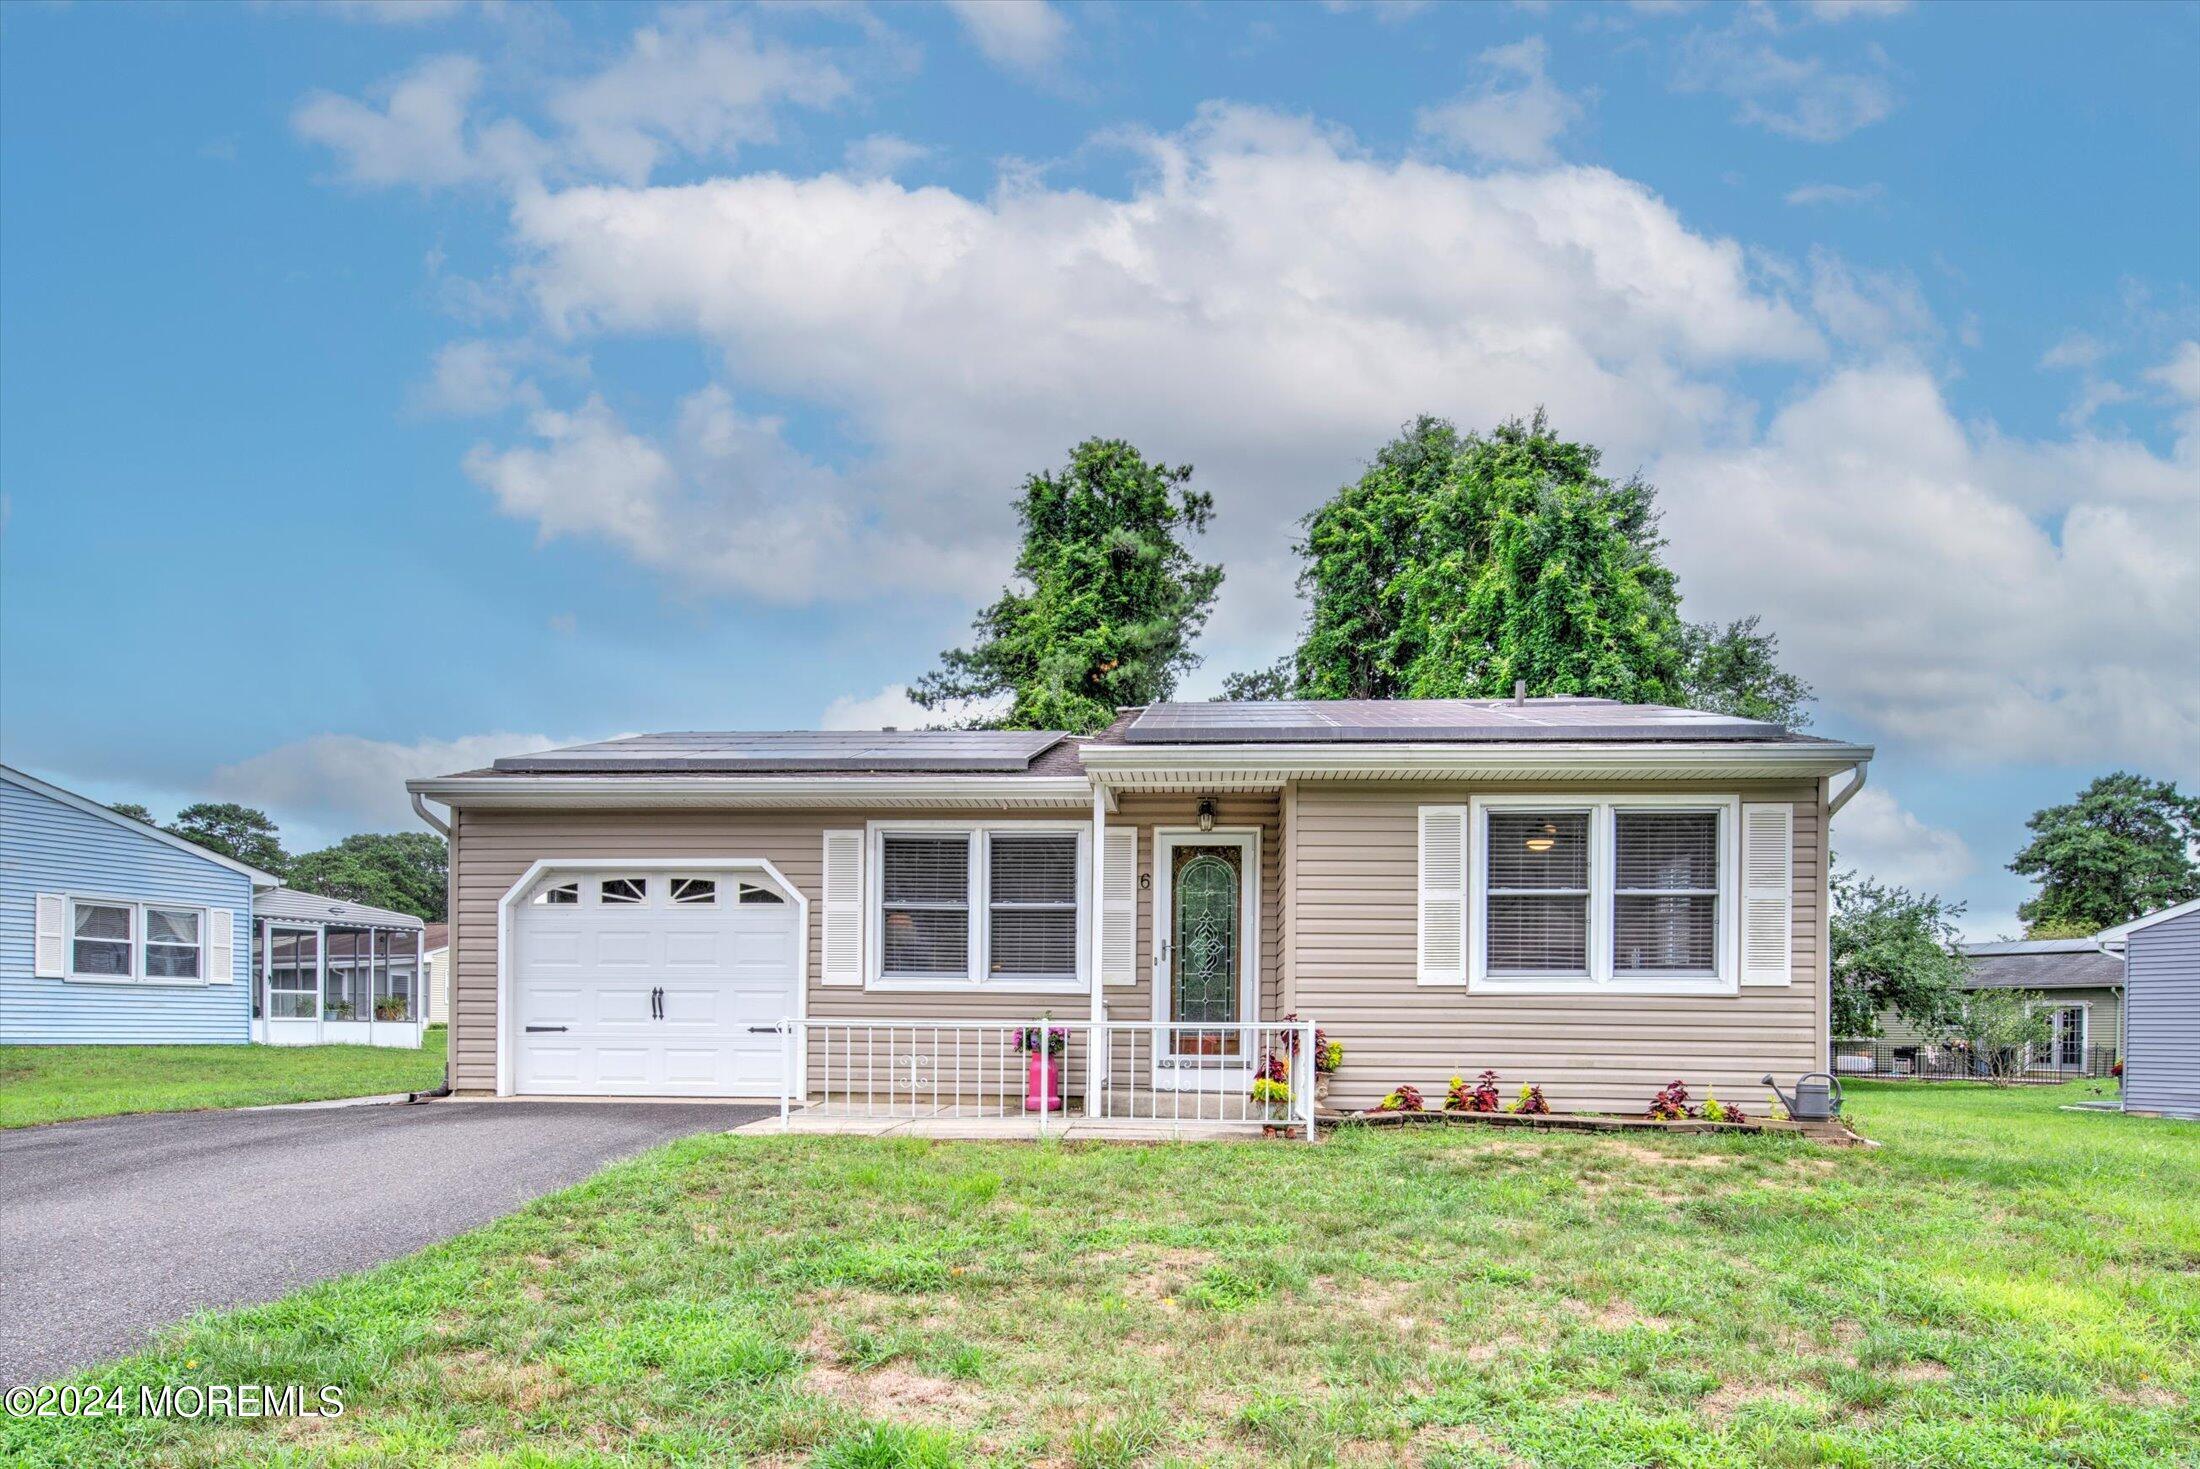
<box><xmin>374</xmin><ymin>997</ymin><xmax>408</xmax><ymax>1022</ymax></box>
<box><xmin>1251</xmin><ymin>1076</ymin><xmax>1293</xmax><ymax>1119</ymax></box>
<box><xmin>1013</xmin><ymin>1015</ymin><xmax>1068</xmax><ymax>1113</ymax></box>
<box><xmin>1283</xmin><ymin>1013</ymin><xmax>1342</xmax><ymax>1106</ymax></box>
<box><xmin>324</xmin><ymin>999</ymin><xmax>355</xmax><ymax>1021</ymax></box>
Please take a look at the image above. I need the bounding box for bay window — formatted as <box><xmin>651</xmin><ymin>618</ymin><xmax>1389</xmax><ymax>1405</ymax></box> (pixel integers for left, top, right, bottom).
<box><xmin>873</xmin><ymin>824</ymin><xmax>1086</xmax><ymax>988</ymax></box>
<box><xmin>1467</xmin><ymin>797</ymin><xmax>1736</xmax><ymax>993</ymax></box>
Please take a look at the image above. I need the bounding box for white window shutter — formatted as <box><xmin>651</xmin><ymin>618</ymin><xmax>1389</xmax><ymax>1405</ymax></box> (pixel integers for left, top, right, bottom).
<box><xmin>1417</xmin><ymin>805</ymin><xmax>1467</xmax><ymax>985</ymax></box>
<box><xmin>1741</xmin><ymin>803</ymin><xmax>1794</xmax><ymax>985</ymax></box>
<box><xmin>821</xmin><ymin>830</ymin><xmax>865</xmax><ymax>986</ymax></box>
<box><xmin>1101</xmin><ymin>827</ymin><xmax>1137</xmax><ymax>986</ymax></box>
<box><xmin>35</xmin><ymin>893</ymin><xmax>67</xmax><ymax>978</ymax></box>
<box><xmin>207</xmin><ymin>907</ymin><xmax>235</xmax><ymax>983</ymax></box>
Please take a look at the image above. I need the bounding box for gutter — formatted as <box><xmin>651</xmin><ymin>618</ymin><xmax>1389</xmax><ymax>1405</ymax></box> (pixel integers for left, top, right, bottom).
<box><xmin>1078</xmin><ymin>740</ymin><xmax>1877</xmax><ymax>782</ymax></box>
<box><xmin>405</xmin><ymin>774</ymin><xmax>1095</xmax><ymax>807</ymax></box>
<box><xmin>408</xmin><ymin>791</ymin><xmax>454</xmax><ymax>1098</ymax></box>
<box><xmin>410</xmin><ymin>790</ymin><xmax>452</xmax><ymax>836</ymax></box>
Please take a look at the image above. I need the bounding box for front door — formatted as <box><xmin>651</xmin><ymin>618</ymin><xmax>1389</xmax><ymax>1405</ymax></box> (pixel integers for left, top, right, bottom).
<box><xmin>1152</xmin><ymin>831</ymin><xmax>1258</xmax><ymax>1091</ymax></box>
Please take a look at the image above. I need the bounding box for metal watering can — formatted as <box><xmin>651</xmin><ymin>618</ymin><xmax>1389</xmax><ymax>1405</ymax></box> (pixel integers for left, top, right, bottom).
<box><xmin>1761</xmin><ymin>1071</ymin><xmax>1843</xmax><ymax>1122</ymax></box>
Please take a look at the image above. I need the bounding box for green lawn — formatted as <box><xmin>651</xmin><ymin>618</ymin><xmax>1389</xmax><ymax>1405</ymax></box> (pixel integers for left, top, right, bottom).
<box><xmin>0</xmin><ymin>1028</ymin><xmax>446</xmax><ymax>1128</ymax></box>
<box><xmin>8</xmin><ymin>1080</ymin><xmax>2194</xmax><ymax>1468</ymax></box>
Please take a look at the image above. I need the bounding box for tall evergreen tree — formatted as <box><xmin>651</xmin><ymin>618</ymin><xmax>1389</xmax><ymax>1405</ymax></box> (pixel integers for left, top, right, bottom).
<box><xmin>2010</xmin><ymin>772</ymin><xmax>2200</xmax><ymax>934</ymax></box>
<box><xmin>289</xmin><ymin>832</ymin><xmax>449</xmax><ymax>922</ymax></box>
<box><xmin>167</xmin><ymin>802</ymin><xmax>289</xmax><ymax>876</ymax></box>
<box><xmin>914</xmin><ymin>439</ymin><xmax>1223</xmax><ymax>734</ymax></box>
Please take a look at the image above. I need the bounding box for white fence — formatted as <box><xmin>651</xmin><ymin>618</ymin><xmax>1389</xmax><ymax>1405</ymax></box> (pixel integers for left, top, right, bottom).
<box><xmin>774</xmin><ymin>1018</ymin><xmax>1318</xmax><ymax>1140</ymax></box>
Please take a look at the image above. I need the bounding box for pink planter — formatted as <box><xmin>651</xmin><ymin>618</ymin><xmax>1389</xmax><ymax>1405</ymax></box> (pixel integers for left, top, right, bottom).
<box><xmin>1024</xmin><ymin>1050</ymin><xmax>1065</xmax><ymax>1112</ymax></box>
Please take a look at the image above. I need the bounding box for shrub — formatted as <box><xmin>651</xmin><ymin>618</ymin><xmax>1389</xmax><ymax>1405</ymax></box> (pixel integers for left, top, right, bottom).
<box><xmin>1720</xmin><ymin>1098</ymin><xmax>1749</xmax><ymax>1125</ymax></box>
<box><xmin>1647</xmin><ymin>1080</ymin><xmax>1693</xmax><ymax>1121</ymax></box>
<box><xmin>1447</xmin><ymin>1069</ymin><xmax>1502</xmax><ymax>1112</ymax></box>
<box><xmin>1699</xmin><ymin>1091</ymin><xmax>1726</xmax><ymax>1122</ymax></box>
<box><xmin>1376</xmin><ymin>1084</ymin><xmax>1424</xmax><ymax>1112</ymax></box>
<box><xmin>1508</xmin><ymin>1084</ymin><xmax>1549</xmax><ymax>1115</ymax></box>
<box><xmin>1317</xmin><ymin>1037</ymin><xmax>1344</xmax><ymax>1074</ymax></box>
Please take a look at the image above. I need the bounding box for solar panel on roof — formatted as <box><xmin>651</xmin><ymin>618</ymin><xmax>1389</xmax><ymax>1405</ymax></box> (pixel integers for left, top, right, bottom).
<box><xmin>1122</xmin><ymin>700</ymin><xmax>1787</xmax><ymax>744</ymax></box>
<box><xmin>491</xmin><ymin>730</ymin><xmax>1067</xmax><ymax>774</ymax></box>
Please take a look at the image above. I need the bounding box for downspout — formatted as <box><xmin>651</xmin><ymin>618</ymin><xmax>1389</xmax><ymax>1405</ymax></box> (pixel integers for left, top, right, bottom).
<box><xmin>1826</xmin><ymin>758</ymin><xmax>1870</xmax><ymax>819</ymax></box>
<box><xmin>409</xmin><ymin>790</ymin><xmax>454</xmax><ymax>1101</ymax></box>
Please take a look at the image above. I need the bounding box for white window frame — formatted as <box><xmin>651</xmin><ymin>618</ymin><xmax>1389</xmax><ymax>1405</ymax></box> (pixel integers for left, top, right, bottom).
<box><xmin>62</xmin><ymin>894</ymin><xmax>213</xmax><ymax>987</ymax></box>
<box><xmin>865</xmin><ymin>819</ymin><xmax>1090</xmax><ymax>993</ymax></box>
<box><xmin>1468</xmin><ymin>794</ymin><xmax>1739</xmax><ymax>996</ymax></box>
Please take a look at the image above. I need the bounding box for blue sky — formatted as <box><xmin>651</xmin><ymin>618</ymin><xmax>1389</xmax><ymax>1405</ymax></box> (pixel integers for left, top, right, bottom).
<box><xmin>2</xmin><ymin>0</ymin><xmax>2195</xmax><ymax>936</ymax></box>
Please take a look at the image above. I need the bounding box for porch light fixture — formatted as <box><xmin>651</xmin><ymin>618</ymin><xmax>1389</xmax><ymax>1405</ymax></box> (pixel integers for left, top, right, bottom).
<box><xmin>1524</xmin><ymin>822</ymin><xmax>1558</xmax><ymax>854</ymax></box>
<box><xmin>1196</xmin><ymin>797</ymin><xmax>1216</xmax><ymax>832</ymax></box>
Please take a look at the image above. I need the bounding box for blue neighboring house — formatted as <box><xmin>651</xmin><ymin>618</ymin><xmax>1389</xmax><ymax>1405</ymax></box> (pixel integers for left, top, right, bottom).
<box><xmin>1</xmin><ymin>764</ymin><xmax>281</xmax><ymax>1045</ymax></box>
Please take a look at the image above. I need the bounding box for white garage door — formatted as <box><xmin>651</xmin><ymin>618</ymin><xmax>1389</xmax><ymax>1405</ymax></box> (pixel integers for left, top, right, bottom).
<box><xmin>512</xmin><ymin>869</ymin><xmax>799</xmax><ymax>1097</ymax></box>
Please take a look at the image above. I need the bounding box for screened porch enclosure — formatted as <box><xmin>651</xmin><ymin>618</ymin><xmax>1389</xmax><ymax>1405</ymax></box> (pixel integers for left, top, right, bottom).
<box><xmin>249</xmin><ymin>889</ymin><xmax>426</xmax><ymax>1048</ymax></box>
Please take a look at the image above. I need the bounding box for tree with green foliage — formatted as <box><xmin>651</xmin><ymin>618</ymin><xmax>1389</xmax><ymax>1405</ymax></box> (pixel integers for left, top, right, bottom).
<box><xmin>1275</xmin><ymin>412</ymin><xmax>1812</xmax><ymax>723</ymax></box>
<box><xmin>288</xmin><ymin>832</ymin><xmax>449</xmax><ymax>922</ymax></box>
<box><xmin>109</xmin><ymin>802</ymin><xmax>157</xmax><ymax>826</ymax></box>
<box><xmin>2010</xmin><ymin>772</ymin><xmax>2200</xmax><ymax>935</ymax></box>
<box><xmin>1952</xmin><ymin>988</ymin><xmax>2055</xmax><ymax>1085</ymax></box>
<box><xmin>914</xmin><ymin>438</ymin><xmax>1223</xmax><ymax>734</ymax></box>
<box><xmin>167</xmin><ymin>802</ymin><xmax>289</xmax><ymax>876</ymax></box>
<box><xmin>1828</xmin><ymin>868</ymin><xmax>1969</xmax><ymax>1038</ymax></box>
<box><xmin>1217</xmin><ymin>658</ymin><xmax>1297</xmax><ymax>702</ymax></box>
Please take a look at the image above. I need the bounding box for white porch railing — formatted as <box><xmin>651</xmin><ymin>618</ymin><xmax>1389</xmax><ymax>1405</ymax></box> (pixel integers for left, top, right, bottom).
<box><xmin>773</xmin><ymin>1019</ymin><xmax>1318</xmax><ymax>1141</ymax></box>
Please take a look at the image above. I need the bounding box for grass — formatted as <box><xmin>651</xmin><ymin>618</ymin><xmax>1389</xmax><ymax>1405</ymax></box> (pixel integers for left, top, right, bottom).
<box><xmin>0</xmin><ymin>1027</ymin><xmax>445</xmax><ymax>1128</ymax></box>
<box><xmin>7</xmin><ymin>1079</ymin><xmax>2195</xmax><ymax>1467</ymax></box>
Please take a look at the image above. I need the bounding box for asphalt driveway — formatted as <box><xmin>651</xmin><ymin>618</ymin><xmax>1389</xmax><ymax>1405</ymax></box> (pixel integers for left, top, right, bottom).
<box><xmin>0</xmin><ymin>1099</ymin><xmax>768</xmax><ymax>1384</ymax></box>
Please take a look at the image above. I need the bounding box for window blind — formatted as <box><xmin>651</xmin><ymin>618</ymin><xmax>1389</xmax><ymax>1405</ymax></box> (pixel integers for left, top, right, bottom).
<box><xmin>989</xmin><ymin>833</ymin><xmax>1077</xmax><ymax>978</ymax></box>
<box><xmin>1485</xmin><ymin>810</ymin><xmax>1590</xmax><ymax>975</ymax></box>
<box><xmin>1613</xmin><ymin>810</ymin><xmax>1718</xmax><ymax>976</ymax></box>
<box><xmin>881</xmin><ymin>834</ymin><xmax>971</xmax><ymax>975</ymax></box>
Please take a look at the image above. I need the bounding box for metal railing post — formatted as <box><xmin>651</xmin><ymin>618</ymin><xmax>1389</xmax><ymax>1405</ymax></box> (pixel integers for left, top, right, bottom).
<box><xmin>781</xmin><ymin>1019</ymin><xmax>795</xmax><ymax>1129</ymax></box>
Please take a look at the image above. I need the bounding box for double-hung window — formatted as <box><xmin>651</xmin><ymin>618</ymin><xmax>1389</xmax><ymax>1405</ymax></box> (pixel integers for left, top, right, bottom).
<box><xmin>66</xmin><ymin>898</ymin><xmax>206</xmax><ymax>983</ymax></box>
<box><xmin>1466</xmin><ymin>797</ymin><xmax>1737</xmax><ymax>993</ymax></box>
<box><xmin>874</xmin><ymin>826</ymin><xmax>1085</xmax><ymax>988</ymax></box>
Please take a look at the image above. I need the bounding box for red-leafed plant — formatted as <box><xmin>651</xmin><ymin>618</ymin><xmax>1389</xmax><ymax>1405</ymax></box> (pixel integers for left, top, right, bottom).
<box><xmin>1509</xmin><ymin>1084</ymin><xmax>1550</xmax><ymax>1115</ymax></box>
<box><xmin>1448</xmin><ymin>1069</ymin><xmax>1502</xmax><ymax>1112</ymax></box>
<box><xmin>1647</xmin><ymin>1080</ymin><xmax>1694</xmax><ymax>1121</ymax></box>
<box><xmin>1719</xmin><ymin>1100</ymin><xmax>1750</xmax><ymax>1125</ymax></box>
<box><xmin>1256</xmin><ymin>1051</ymin><xmax>1290</xmax><ymax>1084</ymax></box>
<box><xmin>1377</xmin><ymin>1084</ymin><xmax>1424</xmax><ymax>1112</ymax></box>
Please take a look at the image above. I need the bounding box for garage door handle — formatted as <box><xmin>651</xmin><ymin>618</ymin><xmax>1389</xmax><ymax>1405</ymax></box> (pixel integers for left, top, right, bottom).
<box><xmin>748</xmin><ymin>1025</ymin><xmax>780</xmax><ymax>1034</ymax></box>
<box><xmin>525</xmin><ymin>1025</ymin><xmax>567</xmax><ymax>1033</ymax></box>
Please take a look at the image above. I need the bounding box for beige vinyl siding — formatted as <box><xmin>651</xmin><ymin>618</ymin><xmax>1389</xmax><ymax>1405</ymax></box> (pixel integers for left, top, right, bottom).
<box><xmin>1290</xmin><ymin>780</ymin><xmax>1826</xmax><ymax>1114</ymax></box>
<box><xmin>446</xmin><ymin>796</ymin><xmax>1282</xmax><ymax>1095</ymax></box>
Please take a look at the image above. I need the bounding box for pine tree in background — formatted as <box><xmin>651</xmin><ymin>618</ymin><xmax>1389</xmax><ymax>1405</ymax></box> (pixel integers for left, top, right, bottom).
<box><xmin>2010</xmin><ymin>772</ymin><xmax>2200</xmax><ymax>935</ymax></box>
<box><xmin>913</xmin><ymin>438</ymin><xmax>1223</xmax><ymax>734</ymax></box>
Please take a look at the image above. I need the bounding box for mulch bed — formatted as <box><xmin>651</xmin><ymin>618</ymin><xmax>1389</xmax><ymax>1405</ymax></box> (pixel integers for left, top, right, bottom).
<box><xmin>1333</xmin><ymin>1108</ymin><xmax>1868</xmax><ymax>1145</ymax></box>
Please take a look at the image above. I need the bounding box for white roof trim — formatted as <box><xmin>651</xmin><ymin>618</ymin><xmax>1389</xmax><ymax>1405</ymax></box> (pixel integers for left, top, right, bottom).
<box><xmin>405</xmin><ymin>774</ymin><xmax>1095</xmax><ymax>810</ymax></box>
<box><xmin>2095</xmin><ymin>895</ymin><xmax>2200</xmax><ymax>946</ymax></box>
<box><xmin>0</xmin><ymin>763</ymin><xmax>284</xmax><ymax>887</ymax></box>
<box><xmin>1078</xmin><ymin>740</ymin><xmax>1874</xmax><ymax>786</ymax></box>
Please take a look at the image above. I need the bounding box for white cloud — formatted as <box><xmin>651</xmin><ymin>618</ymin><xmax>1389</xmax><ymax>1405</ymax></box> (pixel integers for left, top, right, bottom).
<box><xmin>1673</xmin><ymin>23</ymin><xmax>1897</xmax><ymax>141</ymax></box>
<box><xmin>1655</xmin><ymin>364</ymin><xmax>2200</xmax><ymax>766</ymax></box>
<box><xmin>1801</xmin><ymin>0</ymin><xmax>1911</xmax><ymax>19</ymax></box>
<box><xmin>1416</xmin><ymin>35</ymin><xmax>1582</xmax><ymax>166</ymax></box>
<box><xmin>1829</xmin><ymin>787</ymin><xmax>1972</xmax><ymax>892</ymax></box>
<box><xmin>490</xmin><ymin>106</ymin><xmax>1816</xmax><ymax>622</ymax></box>
<box><xmin>316</xmin><ymin>0</ymin><xmax>471</xmax><ymax>24</ymax></box>
<box><xmin>1806</xmin><ymin>249</ymin><xmax>1935</xmax><ymax>349</ymax></box>
<box><xmin>209</xmin><ymin>731</ymin><xmax>565</xmax><ymax>838</ymax></box>
<box><xmin>547</xmin><ymin>14</ymin><xmax>849</xmax><ymax>184</ymax></box>
<box><xmin>1784</xmin><ymin>181</ymin><xmax>1882</xmax><ymax>207</ymax></box>
<box><xmin>843</xmin><ymin>132</ymin><xmax>935</xmax><ymax>180</ymax></box>
<box><xmin>2038</xmin><ymin>331</ymin><xmax>2106</xmax><ymax>372</ymax></box>
<box><xmin>408</xmin><ymin>337</ymin><xmax>581</xmax><ymax>416</ymax></box>
<box><xmin>945</xmin><ymin>0</ymin><xmax>1071</xmax><ymax>74</ymax></box>
<box><xmin>293</xmin><ymin>53</ymin><xmax>547</xmax><ymax>190</ymax></box>
<box><xmin>820</xmin><ymin>683</ymin><xmax>1002</xmax><ymax>731</ymax></box>
<box><xmin>2147</xmin><ymin>339</ymin><xmax>2200</xmax><ymax>408</ymax></box>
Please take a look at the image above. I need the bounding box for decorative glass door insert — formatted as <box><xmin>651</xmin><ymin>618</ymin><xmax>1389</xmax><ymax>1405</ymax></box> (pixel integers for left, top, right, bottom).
<box><xmin>1170</xmin><ymin>844</ymin><xmax>1242</xmax><ymax>1059</ymax></box>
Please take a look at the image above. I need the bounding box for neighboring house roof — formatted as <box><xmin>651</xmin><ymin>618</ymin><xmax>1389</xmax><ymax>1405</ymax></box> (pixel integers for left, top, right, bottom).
<box><xmin>2096</xmin><ymin>896</ymin><xmax>2200</xmax><ymax>945</ymax></box>
<box><xmin>409</xmin><ymin>700</ymin><xmax>1870</xmax><ymax>809</ymax></box>
<box><xmin>258</xmin><ymin>887</ymin><xmax>424</xmax><ymax>930</ymax></box>
<box><xmin>1958</xmin><ymin>941</ymin><xmax>2126</xmax><ymax>991</ymax></box>
<box><xmin>0</xmin><ymin>763</ymin><xmax>284</xmax><ymax>888</ymax></box>
<box><xmin>421</xmin><ymin>922</ymin><xmax>449</xmax><ymax>954</ymax></box>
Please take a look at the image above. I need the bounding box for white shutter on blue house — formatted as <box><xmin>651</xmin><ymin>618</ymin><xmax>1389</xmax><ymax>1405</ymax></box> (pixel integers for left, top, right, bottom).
<box><xmin>1740</xmin><ymin>803</ymin><xmax>1794</xmax><ymax>986</ymax></box>
<box><xmin>34</xmin><ymin>893</ymin><xmax>66</xmax><ymax>978</ymax></box>
<box><xmin>207</xmin><ymin>907</ymin><xmax>235</xmax><ymax>983</ymax></box>
<box><xmin>1417</xmin><ymin>806</ymin><xmax>1467</xmax><ymax>985</ymax></box>
<box><xmin>821</xmin><ymin>830</ymin><xmax>865</xmax><ymax>986</ymax></box>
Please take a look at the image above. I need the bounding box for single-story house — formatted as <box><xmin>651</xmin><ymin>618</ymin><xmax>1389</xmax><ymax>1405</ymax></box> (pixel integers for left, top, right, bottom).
<box><xmin>249</xmin><ymin>889</ymin><xmax>427</xmax><ymax>1049</ymax></box>
<box><xmin>422</xmin><ymin>922</ymin><xmax>450</xmax><ymax>1025</ymax></box>
<box><xmin>2098</xmin><ymin>897</ymin><xmax>2200</xmax><ymax>1120</ymax></box>
<box><xmin>1859</xmin><ymin>939</ymin><xmax>2124</xmax><ymax>1078</ymax></box>
<box><xmin>405</xmin><ymin>699</ymin><xmax>1869</xmax><ymax>1121</ymax></box>
<box><xmin>2</xmin><ymin>764</ymin><xmax>279</xmax><ymax>1044</ymax></box>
